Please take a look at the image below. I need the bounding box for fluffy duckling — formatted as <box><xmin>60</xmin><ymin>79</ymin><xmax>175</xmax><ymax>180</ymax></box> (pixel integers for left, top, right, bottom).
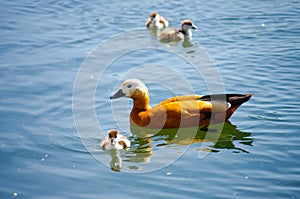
<box><xmin>101</xmin><ymin>130</ymin><xmax>130</xmax><ymax>150</ymax></box>
<box><xmin>110</xmin><ymin>79</ymin><xmax>252</xmax><ymax>129</ymax></box>
<box><xmin>159</xmin><ymin>20</ymin><xmax>197</xmax><ymax>41</ymax></box>
<box><xmin>146</xmin><ymin>12</ymin><xmax>169</xmax><ymax>29</ymax></box>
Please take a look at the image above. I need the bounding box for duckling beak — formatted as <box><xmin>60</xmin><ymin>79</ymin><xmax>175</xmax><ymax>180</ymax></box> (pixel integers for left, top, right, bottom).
<box><xmin>192</xmin><ymin>25</ymin><xmax>198</xmax><ymax>30</ymax></box>
<box><xmin>110</xmin><ymin>89</ymin><xmax>125</xmax><ymax>99</ymax></box>
<box><xmin>111</xmin><ymin>138</ymin><xmax>116</xmax><ymax>145</ymax></box>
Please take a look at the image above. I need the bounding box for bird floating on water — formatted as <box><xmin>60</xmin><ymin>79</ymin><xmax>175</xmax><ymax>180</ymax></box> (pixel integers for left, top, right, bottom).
<box><xmin>146</xmin><ymin>12</ymin><xmax>169</xmax><ymax>29</ymax></box>
<box><xmin>110</xmin><ymin>79</ymin><xmax>252</xmax><ymax>129</ymax></box>
<box><xmin>101</xmin><ymin>130</ymin><xmax>130</xmax><ymax>150</ymax></box>
<box><xmin>159</xmin><ymin>20</ymin><xmax>197</xmax><ymax>41</ymax></box>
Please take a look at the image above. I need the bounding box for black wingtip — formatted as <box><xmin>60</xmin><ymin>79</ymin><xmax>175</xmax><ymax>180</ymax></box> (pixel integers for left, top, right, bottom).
<box><xmin>199</xmin><ymin>94</ymin><xmax>253</xmax><ymax>106</ymax></box>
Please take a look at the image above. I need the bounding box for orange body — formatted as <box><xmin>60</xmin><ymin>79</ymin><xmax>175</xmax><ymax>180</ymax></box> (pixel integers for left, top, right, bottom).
<box><xmin>110</xmin><ymin>79</ymin><xmax>252</xmax><ymax>129</ymax></box>
<box><xmin>129</xmin><ymin>94</ymin><xmax>252</xmax><ymax>129</ymax></box>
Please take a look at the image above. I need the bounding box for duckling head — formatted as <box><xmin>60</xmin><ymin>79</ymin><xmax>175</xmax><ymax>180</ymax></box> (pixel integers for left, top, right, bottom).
<box><xmin>110</xmin><ymin>78</ymin><xmax>148</xmax><ymax>99</ymax></box>
<box><xmin>149</xmin><ymin>12</ymin><xmax>160</xmax><ymax>24</ymax></box>
<box><xmin>108</xmin><ymin>130</ymin><xmax>119</xmax><ymax>145</ymax></box>
<box><xmin>180</xmin><ymin>20</ymin><xmax>197</xmax><ymax>39</ymax></box>
<box><xmin>182</xmin><ymin>20</ymin><xmax>198</xmax><ymax>31</ymax></box>
<box><xmin>181</xmin><ymin>20</ymin><xmax>198</xmax><ymax>33</ymax></box>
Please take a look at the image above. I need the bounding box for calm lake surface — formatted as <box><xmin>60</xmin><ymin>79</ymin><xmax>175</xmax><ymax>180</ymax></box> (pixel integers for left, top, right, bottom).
<box><xmin>1</xmin><ymin>0</ymin><xmax>300</xmax><ymax>198</ymax></box>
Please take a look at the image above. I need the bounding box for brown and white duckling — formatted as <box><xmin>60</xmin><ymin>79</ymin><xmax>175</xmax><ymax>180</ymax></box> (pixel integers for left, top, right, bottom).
<box><xmin>159</xmin><ymin>20</ymin><xmax>197</xmax><ymax>41</ymax></box>
<box><xmin>101</xmin><ymin>130</ymin><xmax>130</xmax><ymax>150</ymax></box>
<box><xmin>146</xmin><ymin>12</ymin><xmax>169</xmax><ymax>29</ymax></box>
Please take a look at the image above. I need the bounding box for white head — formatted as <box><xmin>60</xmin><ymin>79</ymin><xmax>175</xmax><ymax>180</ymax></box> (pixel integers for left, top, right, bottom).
<box><xmin>110</xmin><ymin>79</ymin><xmax>148</xmax><ymax>99</ymax></box>
<box><xmin>181</xmin><ymin>20</ymin><xmax>198</xmax><ymax>38</ymax></box>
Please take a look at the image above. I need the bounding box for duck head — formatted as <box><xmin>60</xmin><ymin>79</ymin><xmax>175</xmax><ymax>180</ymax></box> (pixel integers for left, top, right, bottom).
<box><xmin>110</xmin><ymin>79</ymin><xmax>148</xmax><ymax>99</ymax></box>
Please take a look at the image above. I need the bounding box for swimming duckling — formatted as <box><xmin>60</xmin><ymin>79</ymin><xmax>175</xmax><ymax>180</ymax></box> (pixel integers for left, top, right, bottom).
<box><xmin>101</xmin><ymin>130</ymin><xmax>130</xmax><ymax>150</ymax></box>
<box><xmin>146</xmin><ymin>12</ymin><xmax>169</xmax><ymax>29</ymax></box>
<box><xmin>159</xmin><ymin>20</ymin><xmax>197</xmax><ymax>41</ymax></box>
<box><xmin>110</xmin><ymin>79</ymin><xmax>252</xmax><ymax>129</ymax></box>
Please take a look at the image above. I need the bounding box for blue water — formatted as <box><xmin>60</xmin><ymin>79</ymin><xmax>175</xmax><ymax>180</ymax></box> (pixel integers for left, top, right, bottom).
<box><xmin>1</xmin><ymin>0</ymin><xmax>300</xmax><ymax>198</ymax></box>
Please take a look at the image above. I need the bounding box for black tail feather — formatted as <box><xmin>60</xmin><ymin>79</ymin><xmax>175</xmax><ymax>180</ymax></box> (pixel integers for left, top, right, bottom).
<box><xmin>199</xmin><ymin>94</ymin><xmax>253</xmax><ymax>106</ymax></box>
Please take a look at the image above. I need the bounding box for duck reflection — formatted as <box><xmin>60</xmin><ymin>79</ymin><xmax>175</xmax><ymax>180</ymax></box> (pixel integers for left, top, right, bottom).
<box><xmin>105</xmin><ymin>122</ymin><xmax>252</xmax><ymax>171</ymax></box>
<box><xmin>129</xmin><ymin>122</ymin><xmax>253</xmax><ymax>155</ymax></box>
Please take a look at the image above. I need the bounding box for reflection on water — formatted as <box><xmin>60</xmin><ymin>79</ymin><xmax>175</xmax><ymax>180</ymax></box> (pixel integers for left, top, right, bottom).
<box><xmin>109</xmin><ymin>150</ymin><xmax>122</xmax><ymax>172</ymax></box>
<box><xmin>159</xmin><ymin>37</ymin><xmax>194</xmax><ymax>48</ymax></box>
<box><xmin>105</xmin><ymin>122</ymin><xmax>253</xmax><ymax>171</ymax></box>
<box><xmin>1</xmin><ymin>0</ymin><xmax>299</xmax><ymax>197</ymax></box>
<box><xmin>147</xmin><ymin>27</ymin><xmax>161</xmax><ymax>38</ymax></box>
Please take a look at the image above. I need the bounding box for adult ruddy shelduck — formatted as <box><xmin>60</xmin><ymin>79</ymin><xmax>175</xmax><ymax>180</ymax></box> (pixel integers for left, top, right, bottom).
<box><xmin>146</xmin><ymin>12</ymin><xmax>169</xmax><ymax>29</ymax></box>
<box><xmin>159</xmin><ymin>19</ymin><xmax>197</xmax><ymax>41</ymax></box>
<box><xmin>110</xmin><ymin>79</ymin><xmax>252</xmax><ymax>129</ymax></box>
<box><xmin>101</xmin><ymin>130</ymin><xmax>131</xmax><ymax>150</ymax></box>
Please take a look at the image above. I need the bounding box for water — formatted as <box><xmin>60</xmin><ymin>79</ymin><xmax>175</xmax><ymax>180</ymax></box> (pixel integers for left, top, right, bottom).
<box><xmin>1</xmin><ymin>0</ymin><xmax>300</xmax><ymax>198</ymax></box>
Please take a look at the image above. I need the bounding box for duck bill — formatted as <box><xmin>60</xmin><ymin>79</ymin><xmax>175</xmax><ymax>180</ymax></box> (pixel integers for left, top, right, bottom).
<box><xmin>192</xmin><ymin>25</ymin><xmax>198</xmax><ymax>30</ymax></box>
<box><xmin>110</xmin><ymin>89</ymin><xmax>125</xmax><ymax>99</ymax></box>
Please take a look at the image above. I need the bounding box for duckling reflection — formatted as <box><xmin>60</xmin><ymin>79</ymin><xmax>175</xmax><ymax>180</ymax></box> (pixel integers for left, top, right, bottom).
<box><xmin>103</xmin><ymin>133</ymin><xmax>154</xmax><ymax>171</ymax></box>
<box><xmin>182</xmin><ymin>39</ymin><xmax>194</xmax><ymax>48</ymax></box>
<box><xmin>109</xmin><ymin>150</ymin><xmax>122</xmax><ymax>172</ymax></box>
<box><xmin>147</xmin><ymin>27</ymin><xmax>161</xmax><ymax>38</ymax></box>
<box><xmin>159</xmin><ymin>37</ymin><xmax>195</xmax><ymax>48</ymax></box>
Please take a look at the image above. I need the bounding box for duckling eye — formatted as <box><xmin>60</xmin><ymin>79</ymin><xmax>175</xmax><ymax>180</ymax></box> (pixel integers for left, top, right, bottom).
<box><xmin>127</xmin><ymin>84</ymin><xmax>132</xmax><ymax>88</ymax></box>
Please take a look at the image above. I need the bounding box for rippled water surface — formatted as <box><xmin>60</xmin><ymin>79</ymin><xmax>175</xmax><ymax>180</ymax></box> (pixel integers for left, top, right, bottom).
<box><xmin>1</xmin><ymin>0</ymin><xmax>300</xmax><ymax>198</ymax></box>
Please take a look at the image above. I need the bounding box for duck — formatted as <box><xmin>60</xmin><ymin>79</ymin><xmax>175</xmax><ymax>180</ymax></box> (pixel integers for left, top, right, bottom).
<box><xmin>100</xmin><ymin>130</ymin><xmax>131</xmax><ymax>150</ymax></box>
<box><xmin>146</xmin><ymin>12</ymin><xmax>169</xmax><ymax>29</ymax></box>
<box><xmin>159</xmin><ymin>19</ymin><xmax>197</xmax><ymax>41</ymax></box>
<box><xmin>110</xmin><ymin>79</ymin><xmax>252</xmax><ymax>129</ymax></box>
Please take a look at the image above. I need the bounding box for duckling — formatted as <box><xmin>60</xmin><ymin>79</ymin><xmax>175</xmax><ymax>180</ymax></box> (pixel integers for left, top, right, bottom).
<box><xmin>110</xmin><ymin>79</ymin><xmax>252</xmax><ymax>129</ymax></box>
<box><xmin>101</xmin><ymin>130</ymin><xmax>130</xmax><ymax>150</ymax></box>
<box><xmin>159</xmin><ymin>20</ymin><xmax>197</xmax><ymax>41</ymax></box>
<box><xmin>146</xmin><ymin>12</ymin><xmax>169</xmax><ymax>29</ymax></box>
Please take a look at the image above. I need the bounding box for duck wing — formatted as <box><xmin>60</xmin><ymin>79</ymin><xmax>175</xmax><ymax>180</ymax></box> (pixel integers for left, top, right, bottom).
<box><xmin>149</xmin><ymin>95</ymin><xmax>222</xmax><ymax>128</ymax></box>
<box><xmin>146</xmin><ymin>94</ymin><xmax>252</xmax><ymax>128</ymax></box>
<box><xmin>154</xmin><ymin>95</ymin><xmax>230</xmax><ymax>114</ymax></box>
<box><xmin>199</xmin><ymin>94</ymin><xmax>253</xmax><ymax>108</ymax></box>
<box><xmin>150</xmin><ymin>94</ymin><xmax>252</xmax><ymax>119</ymax></box>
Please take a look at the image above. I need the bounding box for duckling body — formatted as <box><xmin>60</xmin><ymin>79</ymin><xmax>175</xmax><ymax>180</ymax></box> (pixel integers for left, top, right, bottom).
<box><xmin>159</xmin><ymin>20</ymin><xmax>197</xmax><ymax>41</ymax></box>
<box><xmin>146</xmin><ymin>12</ymin><xmax>169</xmax><ymax>29</ymax></box>
<box><xmin>110</xmin><ymin>79</ymin><xmax>252</xmax><ymax>129</ymax></box>
<box><xmin>101</xmin><ymin>130</ymin><xmax>130</xmax><ymax>150</ymax></box>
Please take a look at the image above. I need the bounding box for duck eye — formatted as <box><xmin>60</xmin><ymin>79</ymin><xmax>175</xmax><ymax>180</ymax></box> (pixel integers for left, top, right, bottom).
<box><xmin>127</xmin><ymin>84</ymin><xmax>132</xmax><ymax>88</ymax></box>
